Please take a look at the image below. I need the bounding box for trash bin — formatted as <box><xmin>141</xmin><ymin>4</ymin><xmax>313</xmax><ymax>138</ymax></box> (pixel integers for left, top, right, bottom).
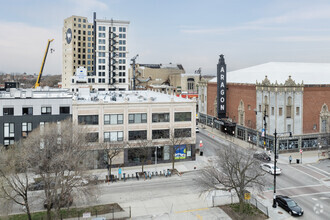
<box><xmin>296</xmin><ymin>159</ymin><xmax>300</xmax><ymax>164</ymax></box>
<box><xmin>200</xmin><ymin>151</ymin><xmax>203</xmax><ymax>156</ymax></box>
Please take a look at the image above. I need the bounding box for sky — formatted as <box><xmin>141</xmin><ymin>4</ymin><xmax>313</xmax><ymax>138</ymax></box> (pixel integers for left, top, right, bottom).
<box><xmin>1</xmin><ymin>0</ymin><xmax>330</xmax><ymax>76</ymax></box>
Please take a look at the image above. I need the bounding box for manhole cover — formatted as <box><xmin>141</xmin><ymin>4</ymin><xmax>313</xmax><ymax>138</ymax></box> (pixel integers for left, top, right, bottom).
<box><xmin>278</xmin><ymin>211</ymin><xmax>283</xmax><ymax>214</ymax></box>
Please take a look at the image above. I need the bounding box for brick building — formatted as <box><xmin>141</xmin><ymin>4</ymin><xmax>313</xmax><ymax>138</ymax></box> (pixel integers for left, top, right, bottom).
<box><xmin>200</xmin><ymin>62</ymin><xmax>330</xmax><ymax>136</ymax></box>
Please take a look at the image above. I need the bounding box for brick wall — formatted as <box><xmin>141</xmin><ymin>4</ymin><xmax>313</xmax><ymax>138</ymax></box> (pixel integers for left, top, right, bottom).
<box><xmin>303</xmin><ymin>85</ymin><xmax>330</xmax><ymax>133</ymax></box>
<box><xmin>207</xmin><ymin>82</ymin><xmax>256</xmax><ymax>128</ymax></box>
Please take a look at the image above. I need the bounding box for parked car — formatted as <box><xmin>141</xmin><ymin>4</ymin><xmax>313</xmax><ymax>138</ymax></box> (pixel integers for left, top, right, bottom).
<box><xmin>253</xmin><ymin>151</ymin><xmax>271</xmax><ymax>162</ymax></box>
<box><xmin>28</xmin><ymin>181</ymin><xmax>55</xmax><ymax>191</ymax></box>
<box><xmin>43</xmin><ymin>194</ymin><xmax>73</xmax><ymax>209</ymax></box>
<box><xmin>276</xmin><ymin>195</ymin><xmax>304</xmax><ymax>216</ymax></box>
<box><xmin>196</xmin><ymin>127</ymin><xmax>199</xmax><ymax>133</ymax></box>
<box><xmin>260</xmin><ymin>163</ymin><xmax>282</xmax><ymax>175</ymax></box>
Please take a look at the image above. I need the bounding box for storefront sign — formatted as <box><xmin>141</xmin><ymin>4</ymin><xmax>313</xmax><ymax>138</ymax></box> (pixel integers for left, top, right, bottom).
<box><xmin>217</xmin><ymin>54</ymin><xmax>227</xmax><ymax>119</ymax></box>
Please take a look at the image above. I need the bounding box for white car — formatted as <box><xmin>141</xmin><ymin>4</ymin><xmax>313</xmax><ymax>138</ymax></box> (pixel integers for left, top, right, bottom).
<box><xmin>196</xmin><ymin>127</ymin><xmax>199</xmax><ymax>133</ymax></box>
<box><xmin>261</xmin><ymin>163</ymin><xmax>282</xmax><ymax>175</ymax></box>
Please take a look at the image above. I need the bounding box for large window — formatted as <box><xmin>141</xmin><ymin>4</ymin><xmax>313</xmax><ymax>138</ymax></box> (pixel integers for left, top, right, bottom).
<box><xmin>22</xmin><ymin>107</ymin><xmax>33</xmax><ymax>115</ymax></box>
<box><xmin>187</xmin><ymin>78</ymin><xmax>195</xmax><ymax>91</ymax></box>
<box><xmin>104</xmin><ymin>114</ymin><xmax>123</xmax><ymax>125</ymax></box>
<box><xmin>175</xmin><ymin>112</ymin><xmax>191</xmax><ymax>122</ymax></box>
<box><xmin>174</xmin><ymin>128</ymin><xmax>191</xmax><ymax>138</ymax></box>
<box><xmin>104</xmin><ymin>131</ymin><xmax>123</xmax><ymax>142</ymax></box>
<box><xmin>41</xmin><ymin>107</ymin><xmax>51</xmax><ymax>115</ymax></box>
<box><xmin>3</xmin><ymin>108</ymin><xmax>14</xmax><ymax>115</ymax></box>
<box><xmin>60</xmin><ymin>107</ymin><xmax>70</xmax><ymax>114</ymax></box>
<box><xmin>152</xmin><ymin>129</ymin><xmax>169</xmax><ymax>139</ymax></box>
<box><xmin>152</xmin><ymin>113</ymin><xmax>169</xmax><ymax>123</ymax></box>
<box><xmin>22</xmin><ymin>122</ymin><xmax>32</xmax><ymax>138</ymax></box>
<box><xmin>78</xmin><ymin>115</ymin><xmax>98</xmax><ymax>125</ymax></box>
<box><xmin>4</xmin><ymin>123</ymin><xmax>14</xmax><ymax>137</ymax></box>
<box><xmin>129</xmin><ymin>130</ymin><xmax>147</xmax><ymax>140</ymax></box>
<box><xmin>129</xmin><ymin>113</ymin><xmax>147</xmax><ymax>124</ymax></box>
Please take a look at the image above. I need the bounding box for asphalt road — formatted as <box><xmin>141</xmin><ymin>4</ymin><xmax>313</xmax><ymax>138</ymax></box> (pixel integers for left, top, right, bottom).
<box><xmin>198</xmin><ymin>129</ymin><xmax>330</xmax><ymax>220</ymax></box>
<box><xmin>3</xmin><ymin>131</ymin><xmax>330</xmax><ymax>220</ymax></box>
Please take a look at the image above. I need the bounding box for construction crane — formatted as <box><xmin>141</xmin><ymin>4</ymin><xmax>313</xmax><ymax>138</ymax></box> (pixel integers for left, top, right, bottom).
<box><xmin>33</xmin><ymin>39</ymin><xmax>54</xmax><ymax>88</ymax></box>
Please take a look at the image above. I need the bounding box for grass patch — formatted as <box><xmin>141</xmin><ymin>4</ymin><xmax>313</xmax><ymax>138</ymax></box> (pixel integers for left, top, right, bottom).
<box><xmin>1</xmin><ymin>203</ymin><xmax>122</xmax><ymax>220</ymax></box>
<box><xmin>220</xmin><ymin>203</ymin><xmax>267</xmax><ymax>220</ymax></box>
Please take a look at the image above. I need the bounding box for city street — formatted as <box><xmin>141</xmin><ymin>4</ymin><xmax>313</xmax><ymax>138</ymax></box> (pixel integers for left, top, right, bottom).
<box><xmin>2</xmin><ymin>129</ymin><xmax>329</xmax><ymax>220</ymax></box>
<box><xmin>198</xmin><ymin>128</ymin><xmax>330</xmax><ymax>220</ymax></box>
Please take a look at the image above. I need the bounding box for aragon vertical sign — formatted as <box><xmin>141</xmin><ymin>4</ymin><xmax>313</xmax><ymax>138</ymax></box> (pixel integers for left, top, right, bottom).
<box><xmin>217</xmin><ymin>54</ymin><xmax>227</xmax><ymax>119</ymax></box>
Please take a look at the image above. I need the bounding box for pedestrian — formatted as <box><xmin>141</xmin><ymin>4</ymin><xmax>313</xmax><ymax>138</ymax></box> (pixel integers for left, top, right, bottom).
<box><xmin>118</xmin><ymin>167</ymin><xmax>122</xmax><ymax>181</ymax></box>
<box><xmin>289</xmin><ymin>155</ymin><xmax>292</xmax><ymax>164</ymax></box>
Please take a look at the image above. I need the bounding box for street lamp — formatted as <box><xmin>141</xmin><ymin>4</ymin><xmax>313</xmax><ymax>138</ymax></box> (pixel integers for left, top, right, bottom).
<box><xmin>273</xmin><ymin>129</ymin><xmax>292</xmax><ymax>208</ymax></box>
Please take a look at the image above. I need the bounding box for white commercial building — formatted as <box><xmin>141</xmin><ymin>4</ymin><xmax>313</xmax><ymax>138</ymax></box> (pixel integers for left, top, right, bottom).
<box><xmin>72</xmin><ymin>89</ymin><xmax>197</xmax><ymax>168</ymax></box>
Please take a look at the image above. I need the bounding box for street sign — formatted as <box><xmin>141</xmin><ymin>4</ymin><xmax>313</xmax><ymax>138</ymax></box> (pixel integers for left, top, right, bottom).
<box><xmin>244</xmin><ymin>192</ymin><xmax>251</xmax><ymax>200</ymax></box>
<box><xmin>83</xmin><ymin>212</ymin><xmax>91</xmax><ymax>218</ymax></box>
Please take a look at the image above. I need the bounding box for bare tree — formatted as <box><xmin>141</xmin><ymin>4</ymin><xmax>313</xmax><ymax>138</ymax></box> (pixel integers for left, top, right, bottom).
<box><xmin>130</xmin><ymin>138</ymin><xmax>153</xmax><ymax>173</ymax></box>
<box><xmin>101</xmin><ymin>141</ymin><xmax>127</xmax><ymax>182</ymax></box>
<box><xmin>0</xmin><ymin>145</ymin><xmax>33</xmax><ymax>220</ymax></box>
<box><xmin>197</xmin><ymin>145</ymin><xmax>265</xmax><ymax>213</ymax></box>
<box><xmin>168</xmin><ymin>129</ymin><xmax>191</xmax><ymax>171</ymax></box>
<box><xmin>21</xmin><ymin>119</ymin><xmax>93</xmax><ymax>220</ymax></box>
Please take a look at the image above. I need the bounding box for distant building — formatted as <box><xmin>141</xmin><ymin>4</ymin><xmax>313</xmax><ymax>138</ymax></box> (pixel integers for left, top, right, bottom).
<box><xmin>63</xmin><ymin>13</ymin><xmax>130</xmax><ymax>92</ymax></box>
<box><xmin>130</xmin><ymin>63</ymin><xmax>201</xmax><ymax>96</ymax></box>
<box><xmin>0</xmin><ymin>88</ymin><xmax>72</xmax><ymax>147</ymax></box>
<box><xmin>72</xmin><ymin>89</ymin><xmax>197</xmax><ymax>168</ymax></box>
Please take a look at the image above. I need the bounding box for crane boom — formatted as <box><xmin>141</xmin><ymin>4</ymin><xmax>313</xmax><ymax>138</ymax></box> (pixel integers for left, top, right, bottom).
<box><xmin>33</xmin><ymin>39</ymin><xmax>54</xmax><ymax>88</ymax></box>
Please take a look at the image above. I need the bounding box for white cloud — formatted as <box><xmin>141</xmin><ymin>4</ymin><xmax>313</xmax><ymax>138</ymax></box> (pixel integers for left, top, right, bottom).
<box><xmin>248</xmin><ymin>5</ymin><xmax>330</xmax><ymax>26</ymax></box>
<box><xmin>271</xmin><ymin>36</ymin><xmax>330</xmax><ymax>42</ymax></box>
<box><xmin>0</xmin><ymin>21</ymin><xmax>61</xmax><ymax>74</ymax></box>
<box><xmin>70</xmin><ymin>0</ymin><xmax>109</xmax><ymax>15</ymax></box>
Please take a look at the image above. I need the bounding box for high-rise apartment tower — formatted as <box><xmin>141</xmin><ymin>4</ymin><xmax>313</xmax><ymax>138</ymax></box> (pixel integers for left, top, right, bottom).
<box><xmin>62</xmin><ymin>13</ymin><xmax>130</xmax><ymax>91</ymax></box>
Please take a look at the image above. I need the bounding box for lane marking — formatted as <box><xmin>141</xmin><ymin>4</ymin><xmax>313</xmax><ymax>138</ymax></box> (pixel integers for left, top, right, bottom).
<box><xmin>307</xmin><ymin>164</ymin><xmax>330</xmax><ymax>176</ymax></box>
<box><xmin>196</xmin><ymin>214</ymin><xmax>203</xmax><ymax>220</ymax></box>
<box><xmin>290</xmin><ymin>165</ymin><xmax>321</xmax><ymax>181</ymax></box>
<box><xmin>290</xmin><ymin>191</ymin><xmax>330</xmax><ymax>198</ymax></box>
<box><xmin>175</xmin><ymin>207</ymin><xmax>209</xmax><ymax>214</ymax></box>
<box><xmin>263</xmin><ymin>184</ymin><xmax>324</xmax><ymax>192</ymax></box>
<box><xmin>303</xmin><ymin>165</ymin><xmax>329</xmax><ymax>178</ymax></box>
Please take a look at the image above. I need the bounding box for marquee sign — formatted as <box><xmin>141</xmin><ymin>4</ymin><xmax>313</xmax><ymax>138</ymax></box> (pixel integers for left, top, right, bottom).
<box><xmin>217</xmin><ymin>54</ymin><xmax>227</xmax><ymax>119</ymax></box>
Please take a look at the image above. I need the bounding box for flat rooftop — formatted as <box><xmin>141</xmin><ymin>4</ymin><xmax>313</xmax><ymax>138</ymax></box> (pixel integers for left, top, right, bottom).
<box><xmin>0</xmin><ymin>87</ymin><xmax>72</xmax><ymax>99</ymax></box>
<box><xmin>74</xmin><ymin>89</ymin><xmax>195</xmax><ymax>104</ymax></box>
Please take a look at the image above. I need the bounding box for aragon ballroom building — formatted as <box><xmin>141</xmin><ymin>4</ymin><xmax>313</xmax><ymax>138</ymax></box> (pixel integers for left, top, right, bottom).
<box><xmin>198</xmin><ymin>60</ymin><xmax>330</xmax><ymax>152</ymax></box>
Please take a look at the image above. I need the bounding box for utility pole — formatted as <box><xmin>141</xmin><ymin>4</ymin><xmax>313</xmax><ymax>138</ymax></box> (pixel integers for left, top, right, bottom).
<box><xmin>263</xmin><ymin>108</ymin><xmax>268</xmax><ymax>150</ymax></box>
<box><xmin>131</xmin><ymin>54</ymin><xmax>139</xmax><ymax>90</ymax></box>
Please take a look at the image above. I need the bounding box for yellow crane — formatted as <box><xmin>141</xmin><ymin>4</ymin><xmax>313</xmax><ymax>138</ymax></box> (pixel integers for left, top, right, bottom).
<box><xmin>33</xmin><ymin>39</ymin><xmax>54</xmax><ymax>88</ymax></box>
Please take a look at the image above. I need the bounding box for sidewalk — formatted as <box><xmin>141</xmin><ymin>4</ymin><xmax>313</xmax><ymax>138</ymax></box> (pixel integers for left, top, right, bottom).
<box><xmin>199</xmin><ymin>124</ymin><xmax>325</xmax><ymax>165</ymax></box>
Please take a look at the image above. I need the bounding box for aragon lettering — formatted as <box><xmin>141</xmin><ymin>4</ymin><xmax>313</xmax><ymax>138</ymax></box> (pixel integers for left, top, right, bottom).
<box><xmin>217</xmin><ymin>54</ymin><xmax>227</xmax><ymax>119</ymax></box>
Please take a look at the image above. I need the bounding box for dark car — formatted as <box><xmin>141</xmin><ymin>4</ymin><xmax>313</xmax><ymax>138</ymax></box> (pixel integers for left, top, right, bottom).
<box><xmin>253</xmin><ymin>152</ymin><xmax>271</xmax><ymax>162</ymax></box>
<box><xmin>28</xmin><ymin>181</ymin><xmax>55</xmax><ymax>191</ymax></box>
<box><xmin>276</xmin><ymin>195</ymin><xmax>304</xmax><ymax>216</ymax></box>
<box><xmin>43</xmin><ymin>194</ymin><xmax>73</xmax><ymax>209</ymax></box>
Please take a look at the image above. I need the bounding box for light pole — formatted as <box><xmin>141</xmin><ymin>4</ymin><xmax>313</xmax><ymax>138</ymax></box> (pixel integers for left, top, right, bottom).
<box><xmin>273</xmin><ymin>129</ymin><xmax>292</xmax><ymax>208</ymax></box>
<box><xmin>255</xmin><ymin>108</ymin><xmax>268</xmax><ymax>150</ymax></box>
<box><xmin>272</xmin><ymin>129</ymin><xmax>278</xmax><ymax>208</ymax></box>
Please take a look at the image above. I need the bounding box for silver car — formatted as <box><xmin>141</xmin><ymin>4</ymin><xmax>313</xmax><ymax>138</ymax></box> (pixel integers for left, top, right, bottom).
<box><xmin>260</xmin><ymin>163</ymin><xmax>282</xmax><ymax>175</ymax></box>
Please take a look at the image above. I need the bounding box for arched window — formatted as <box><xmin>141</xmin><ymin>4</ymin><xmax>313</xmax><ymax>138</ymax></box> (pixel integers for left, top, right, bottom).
<box><xmin>286</xmin><ymin>96</ymin><xmax>292</xmax><ymax>118</ymax></box>
<box><xmin>264</xmin><ymin>95</ymin><xmax>269</xmax><ymax>115</ymax></box>
<box><xmin>238</xmin><ymin>100</ymin><xmax>245</xmax><ymax>126</ymax></box>
<box><xmin>187</xmin><ymin>78</ymin><xmax>195</xmax><ymax>91</ymax></box>
<box><xmin>320</xmin><ymin>104</ymin><xmax>329</xmax><ymax>133</ymax></box>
